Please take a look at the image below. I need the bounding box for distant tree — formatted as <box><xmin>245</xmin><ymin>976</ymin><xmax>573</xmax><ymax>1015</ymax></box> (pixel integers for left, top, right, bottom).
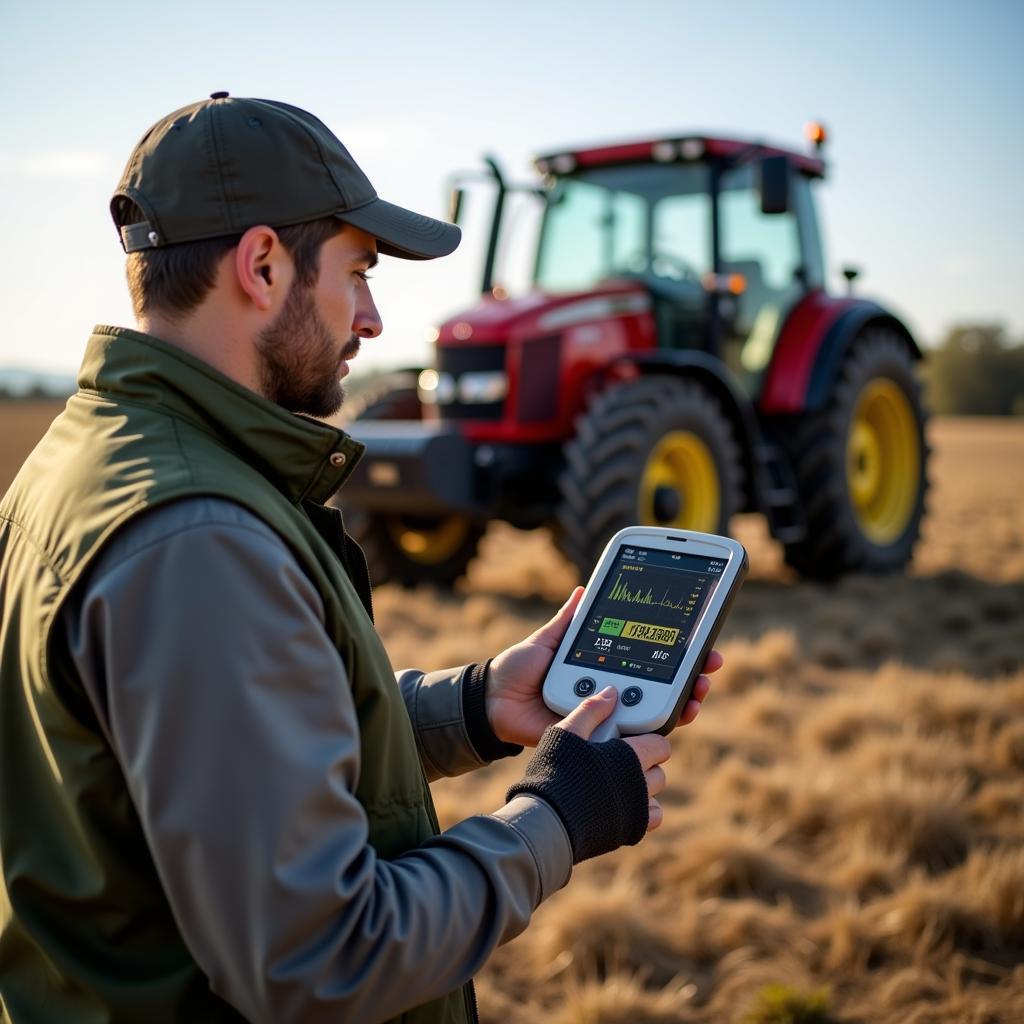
<box><xmin>923</xmin><ymin>324</ymin><xmax>1024</xmax><ymax>415</ymax></box>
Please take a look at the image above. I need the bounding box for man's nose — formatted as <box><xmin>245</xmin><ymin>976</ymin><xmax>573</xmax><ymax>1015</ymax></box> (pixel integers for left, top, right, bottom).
<box><xmin>353</xmin><ymin>287</ymin><xmax>382</xmax><ymax>339</ymax></box>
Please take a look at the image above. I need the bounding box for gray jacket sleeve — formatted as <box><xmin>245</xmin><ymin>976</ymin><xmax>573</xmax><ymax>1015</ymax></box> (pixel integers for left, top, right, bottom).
<box><xmin>62</xmin><ymin>497</ymin><xmax>572</xmax><ymax>1024</ymax></box>
<box><xmin>396</xmin><ymin>665</ymin><xmax>489</xmax><ymax>781</ymax></box>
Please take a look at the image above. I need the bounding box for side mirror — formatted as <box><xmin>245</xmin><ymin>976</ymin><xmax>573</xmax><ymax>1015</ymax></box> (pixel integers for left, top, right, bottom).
<box><xmin>759</xmin><ymin>155</ymin><xmax>791</xmax><ymax>215</ymax></box>
<box><xmin>449</xmin><ymin>187</ymin><xmax>465</xmax><ymax>225</ymax></box>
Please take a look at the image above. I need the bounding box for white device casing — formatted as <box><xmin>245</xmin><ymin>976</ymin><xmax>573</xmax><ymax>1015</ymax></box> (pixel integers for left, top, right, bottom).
<box><xmin>542</xmin><ymin>526</ymin><xmax>748</xmax><ymax>737</ymax></box>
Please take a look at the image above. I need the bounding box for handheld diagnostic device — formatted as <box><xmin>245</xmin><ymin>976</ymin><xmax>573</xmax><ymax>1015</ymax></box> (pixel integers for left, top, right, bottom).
<box><xmin>543</xmin><ymin>526</ymin><xmax>748</xmax><ymax>741</ymax></box>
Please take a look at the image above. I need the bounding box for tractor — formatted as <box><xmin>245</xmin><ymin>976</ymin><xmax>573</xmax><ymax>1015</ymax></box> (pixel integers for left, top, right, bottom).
<box><xmin>336</xmin><ymin>124</ymin><xmax>929</xmax><ymax>587</ymax></box>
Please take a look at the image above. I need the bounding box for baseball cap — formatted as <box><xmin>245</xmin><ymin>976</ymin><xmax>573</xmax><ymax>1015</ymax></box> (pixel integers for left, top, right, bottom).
<box><xmin>111</xmin><ymin>92</ymin><xmax>460</xmax><ymax>261</ymax></box>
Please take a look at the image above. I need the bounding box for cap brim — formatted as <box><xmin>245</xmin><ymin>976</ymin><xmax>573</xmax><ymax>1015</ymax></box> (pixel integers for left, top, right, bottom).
<box><xmin>335</xmin><ymin>198</ymin><xmax>460</xmax><ymax>261</ymax></box>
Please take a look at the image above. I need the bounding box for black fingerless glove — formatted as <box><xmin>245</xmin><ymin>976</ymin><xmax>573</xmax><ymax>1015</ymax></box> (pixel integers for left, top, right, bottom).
<box><xmin>506</xmin><ymin>726</ymin><xmax>649</xmax><ymax>864</ymax></box>
<box><xmin>460</xmin><ymin>660</ymin><xmax>523</xmax><ymax>763</ymax></box>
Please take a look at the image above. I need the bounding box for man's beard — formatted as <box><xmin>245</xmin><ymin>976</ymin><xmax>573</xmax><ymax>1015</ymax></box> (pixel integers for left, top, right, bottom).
<box><xmin>255</xmin><ymin>281</ymin><xmax>358</xmax><ymax>418</ymax></box>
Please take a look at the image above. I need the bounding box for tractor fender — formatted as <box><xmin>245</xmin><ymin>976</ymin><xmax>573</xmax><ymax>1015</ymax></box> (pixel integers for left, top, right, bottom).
<box><xmin>614</xmin><ymin>351</ymin><xmax>764</xmax><ymax>513</ymax></box>
<box><xmin>760</xmin><ymin>293</ymin><xmax>921</xmax><ymax>415</ymax></box>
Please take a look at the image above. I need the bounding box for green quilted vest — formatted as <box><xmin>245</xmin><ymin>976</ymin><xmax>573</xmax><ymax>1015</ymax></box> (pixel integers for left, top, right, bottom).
<box><xmin>0</xmin><ymin>327</ymin><xmax>472</xmax><ymax>1024</ymax></box>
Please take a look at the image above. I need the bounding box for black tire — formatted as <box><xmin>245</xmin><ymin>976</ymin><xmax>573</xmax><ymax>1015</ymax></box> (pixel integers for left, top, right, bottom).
<box><xmin>781</xmin><ymin>329</ymin><xmax>929</xmax><ymax>579</ymax></box>
<box><xmin>351</xmin><ymin>512</ymin><xmax>485</xmax><ymax>589</ymax></box>
<box><xmin>335</xmin><ymin>375</ymin><xmax>484</xmax><ymax>588</ymax></box>
<box><xmin>556</xmin><ymin>376</ymin><xmax>743</xmax><ymax>578</ymax></box>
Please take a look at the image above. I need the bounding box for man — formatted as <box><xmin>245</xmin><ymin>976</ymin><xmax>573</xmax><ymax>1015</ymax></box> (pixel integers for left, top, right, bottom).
<box><xmin>0</xmin><ymin>94</ymin><xmax>718</xmax><ymax>1023</ymax></box>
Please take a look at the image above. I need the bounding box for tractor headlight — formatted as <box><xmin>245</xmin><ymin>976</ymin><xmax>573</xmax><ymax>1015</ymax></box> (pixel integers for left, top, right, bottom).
<box><xmin>418</xmin><ymin>369</ymin><xmax>457</xmax><ymax>404</ymax></box>
<box><xmin>458</xmin><ymin>371</ymin><xmax>508</xmax><ymax>405</ymax></box>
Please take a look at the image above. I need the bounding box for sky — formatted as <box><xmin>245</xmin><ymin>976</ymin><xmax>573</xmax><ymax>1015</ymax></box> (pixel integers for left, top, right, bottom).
<box><xmin>1</xmin><ymin>0</ymin><xmax>1021</xmax><ymax>377</ymax></box>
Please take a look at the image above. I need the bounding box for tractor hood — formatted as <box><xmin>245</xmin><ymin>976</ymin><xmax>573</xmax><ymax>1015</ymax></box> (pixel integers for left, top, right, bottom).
<box><xmin>435</xmin><ymin>282</ymin><xmax>652</xmax><ymax>345</ymax></box>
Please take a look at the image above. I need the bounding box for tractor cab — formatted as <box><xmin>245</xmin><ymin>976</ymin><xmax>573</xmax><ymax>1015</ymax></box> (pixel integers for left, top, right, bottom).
<box><xmin>487</xmin><ymin>129</ymin><xmax>828</xmax><ymax>395</ymax></box>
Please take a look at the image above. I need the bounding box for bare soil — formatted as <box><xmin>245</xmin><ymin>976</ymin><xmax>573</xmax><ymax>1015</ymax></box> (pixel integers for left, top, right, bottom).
<box><xmin>0</xmin><ymin>400</ymin><xmax>67</xmax><ymax>492</ymax></box>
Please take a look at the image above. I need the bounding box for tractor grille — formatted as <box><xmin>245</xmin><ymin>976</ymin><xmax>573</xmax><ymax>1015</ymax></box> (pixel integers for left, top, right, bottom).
<box><xmin>438</xmin><ymin>344</ymin><xmax>506</xmax><ymax>375</ymax></box>
<box><xmin>517</xmin><ymin>334</ymin><xmax>561</xmax><ymax>423</ymax></box>
<box><xmin>437</xmin><ymin>343</ymin><xmax>506</xmax><ymax>420</ymax></box>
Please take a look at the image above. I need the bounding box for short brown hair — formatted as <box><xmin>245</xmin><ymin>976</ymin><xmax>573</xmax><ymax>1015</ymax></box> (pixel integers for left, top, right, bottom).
<box><xmin>113</xmin><ymin>198</ymin><xmax>346</xmax><ymax>321</ymax></box>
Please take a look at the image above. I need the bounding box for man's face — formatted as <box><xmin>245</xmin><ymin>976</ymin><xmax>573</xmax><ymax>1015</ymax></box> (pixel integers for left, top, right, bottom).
<box><xmin>255</xmin><ymin>226</ymin><xmax>381</xmax><ymax>417</ymax></box>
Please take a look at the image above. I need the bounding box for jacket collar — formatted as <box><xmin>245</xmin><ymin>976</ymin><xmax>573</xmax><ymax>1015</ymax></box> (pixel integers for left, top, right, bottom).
<box><xmin>79</xmin><ymin>326</ymin><xmax>364</xmax><ymax>505</ymax></box>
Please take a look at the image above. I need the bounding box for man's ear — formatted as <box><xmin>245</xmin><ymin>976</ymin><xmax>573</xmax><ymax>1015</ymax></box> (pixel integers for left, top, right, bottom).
<box><xmin>233</xmin><ymin>225</ymin><xmax>291</xmax><ymax>313</ymax></box>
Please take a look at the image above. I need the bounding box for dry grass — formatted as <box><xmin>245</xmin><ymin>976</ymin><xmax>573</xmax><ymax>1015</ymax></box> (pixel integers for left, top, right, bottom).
<box><xmin>432</xmin><ymin>657</ymin><xmax>1024</xmax><ymax>1020</ymax></box>
<box><xmin>4</xmin><ymin>405</ymin><xmax>1024</xmax><ymax>1021</ymax></box>
<box><xmin>418</xmin><ymin>419</ymin><xmax>1024</xmax><ymax>1023</ymax></box>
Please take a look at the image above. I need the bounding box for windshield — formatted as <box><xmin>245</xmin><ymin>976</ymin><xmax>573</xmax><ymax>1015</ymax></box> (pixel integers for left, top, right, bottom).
<box><xmin>534</xmin><ymin>163</ymin><xmax>711</xmax><ymax>293</ymax></box>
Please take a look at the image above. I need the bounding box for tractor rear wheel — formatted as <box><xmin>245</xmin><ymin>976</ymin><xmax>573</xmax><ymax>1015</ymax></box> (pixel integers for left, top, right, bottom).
<box><xmin>337</xmin><ymin>375</ymin><xmax>484</xmax><ymax>588</ymax></box>
<box><xmin>782</xmin><ymin>330</ymin><xmax>929</xmax><ymax>578</ymax></box>
<box><xmin>557</xmin><ymin>376</ymin><xmax>743</xmax><ymax>577</ymax></box>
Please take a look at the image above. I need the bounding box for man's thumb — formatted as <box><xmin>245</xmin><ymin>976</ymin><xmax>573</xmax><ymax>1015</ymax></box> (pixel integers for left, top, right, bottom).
<box><xmin>557</xmin><ymin>686</ymin><xmax>617</xmax><ymax>740</ymax></box>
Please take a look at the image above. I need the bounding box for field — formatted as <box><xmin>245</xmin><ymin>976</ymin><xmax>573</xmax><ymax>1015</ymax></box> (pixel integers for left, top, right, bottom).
<box><xmin>0</xmin><ymin>400</ymin><xmax>69</xmax><ymax>487</ymax></box>
<box><xmin>2</xmin><ymin>406</ymin><xmax>1022</xmax><ymax>1022</ymax></box>
<box><xmin>380</xmin><ymin>418</ymin><xmax>1024</xmax><ymax>1024</ymax></box>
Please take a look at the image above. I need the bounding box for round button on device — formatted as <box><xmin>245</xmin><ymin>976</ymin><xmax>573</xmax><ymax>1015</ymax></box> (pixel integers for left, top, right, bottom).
<box><xmin>573</xmin><ymin>677</ymin><xmax>596</xmax><ymax>697</ymax></box>
<box><xmin>621</xmin><ymin>686</ymin><xmax>643</xmax><ymax>707</ymax></box>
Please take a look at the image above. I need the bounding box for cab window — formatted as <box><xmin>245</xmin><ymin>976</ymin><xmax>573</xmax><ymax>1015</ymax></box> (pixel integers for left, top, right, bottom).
<box><xmin>718</xmin><ymin>163</ymin><xmax>804</xmax><ymax>376</ymax></box>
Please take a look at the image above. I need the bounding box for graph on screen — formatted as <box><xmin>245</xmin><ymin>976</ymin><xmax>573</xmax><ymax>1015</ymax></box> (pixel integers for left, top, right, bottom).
<box><xmin>607</xmin><ymin>572</ymin><xmax>691</xmax><ymax>611</ymax></box>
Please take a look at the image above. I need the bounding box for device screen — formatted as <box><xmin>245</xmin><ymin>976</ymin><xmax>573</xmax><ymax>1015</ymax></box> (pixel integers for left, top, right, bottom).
<box><xmin>564</xmin><ymin>543</ymin><xmax>728</xmax><ymax>683</ymax></box>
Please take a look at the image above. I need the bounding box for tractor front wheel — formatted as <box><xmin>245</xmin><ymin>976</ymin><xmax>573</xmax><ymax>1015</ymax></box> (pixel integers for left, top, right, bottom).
<box><xmin>349</xmin><ymin>512</ymin><xmax>485</xmax><ymax>588</ymax></box>
<box><xmin>336</xmin><ymin>375</ymin><xmax>484</xmax><ymax>588</ymax></box>
<box><xmin>557</xmin><ymin>376</ymin><xmax>743</xmax><ymax>577</ymax></box>
<box><xmin>782</xmin><ymin>330</ymin><xmax>929</xmax><ymax>578</ymax></box>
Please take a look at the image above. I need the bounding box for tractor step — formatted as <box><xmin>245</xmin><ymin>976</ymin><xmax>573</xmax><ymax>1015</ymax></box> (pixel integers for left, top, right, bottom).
<box><xmin>753</xmin><ymin>441</ymin><xmax>807</xmax><ymax>544</ymax></box>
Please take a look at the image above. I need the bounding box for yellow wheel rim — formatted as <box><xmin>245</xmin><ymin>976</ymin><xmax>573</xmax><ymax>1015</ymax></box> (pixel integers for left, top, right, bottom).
<box><xmin>385</xmin><ymin>516</ymin><xmax>472</xmax><ymax>565</ymax></box>
<box><xmin>639</xmin><ymin>431</ymin><xmax>720</xmax><ymax>532</ymax></box>
<box><xmin>846</xmin><ymin>379</ymin><xmax>920</xmax><ymax>544</ymax></box>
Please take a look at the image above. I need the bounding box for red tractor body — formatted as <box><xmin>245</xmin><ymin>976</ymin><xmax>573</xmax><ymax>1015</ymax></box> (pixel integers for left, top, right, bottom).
<box><xmin>434</xmin><ymin>283</ymin><xmax>656</xmax><ymax>444</ymax></box>
<box><xmin>340</xmin><ymin>129</ymin><xmax>928</xmax><ymax>585</ymax></box>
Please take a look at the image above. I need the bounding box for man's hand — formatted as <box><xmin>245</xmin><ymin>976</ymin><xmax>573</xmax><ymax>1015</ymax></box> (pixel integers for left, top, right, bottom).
<box><xmin>555</xmin><ymin>686</ymin><xmax>671</xmax><ymax>833</ymax></box>
<box><xmin>486</xmin><ymin>586</ymin><xmax>722</xmax><ymax>747</ymax></box>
